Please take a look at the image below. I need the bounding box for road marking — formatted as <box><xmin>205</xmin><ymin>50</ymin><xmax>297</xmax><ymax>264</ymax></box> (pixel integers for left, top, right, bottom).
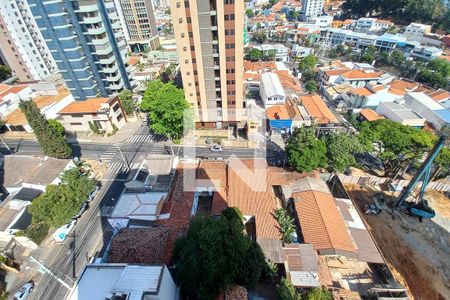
<box><xmin>124</xmin><ymin>134</ymin><xmax>153</xmax><ymax>143</ymax></box>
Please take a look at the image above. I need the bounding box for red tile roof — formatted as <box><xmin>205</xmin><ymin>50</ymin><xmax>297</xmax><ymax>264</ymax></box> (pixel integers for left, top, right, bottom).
<box><xmin>300</xmin><ymin>95</ymin><xmax>338</xmax><ymax>125</ymax></box>
<box><xmin>266</xmin><ymin>105</ymin><xmax>290</xmax><ymax>120</ymax></box>
<box><xmin>353</xmin><ymin>87</ymin><xmax>373</xmax><ymax>97</ymax></box>
<box><xmin>427</xmin><ymin>89</ymin><xmax>450</xmax><ymax>102</ymax></box>
<box><xmin>59</xmin><ymin>97</ymin><xmax>111</xmax><ymax>114</ymax></box>
<box><xmin>292</xmin><ymin>187</ymin><xmax>356</xmax><ymax>255</ymax></box>
<box><xmin>108</xmin><ymin>227</ymin><xmax>169</xmax><ymax>264</ymax></box>
<box><xmin>360</xmin><ymin>108</ymin><xmax>384</xmax><ymax>122</ymax></box>
<box><xmin>341</xmin><ymin>70</ymin><xmax>381</xmax><ymax>80</ymax></box>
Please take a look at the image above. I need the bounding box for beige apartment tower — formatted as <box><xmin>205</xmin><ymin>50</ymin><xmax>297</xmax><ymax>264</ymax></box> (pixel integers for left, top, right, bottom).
<box><xmin>170</xmin><ymin>0</ymin><xmax>245</xmax><ymax>129</ymax></box>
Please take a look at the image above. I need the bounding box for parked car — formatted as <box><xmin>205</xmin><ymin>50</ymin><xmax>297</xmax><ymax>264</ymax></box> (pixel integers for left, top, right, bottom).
<box><xmin>53</xmin><ymin>219</ymin><xmax>77</xmax><ymax>243</ymax></box>
<box><xmin>86</xmin><ymin>185</ymin><xmax>100</xmax><ymax>202</ymax></box>
<box><xmin>14</xmin><ymin>281</ymin><xmax>34</xmax><ymax>300</ymax></box>
<box><xmin>209</xmin><ymin>145</ymin><xmax>223</xmax><ymax>152</ymax></box>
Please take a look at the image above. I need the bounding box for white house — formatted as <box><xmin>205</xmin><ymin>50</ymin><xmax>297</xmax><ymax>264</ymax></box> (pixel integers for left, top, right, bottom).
<box><xmin>410</xmin><ymin>46</ymin><xmax>443</xmax><ymax>61</ymax></box>
<box><xmin>260</xmin><ymin>72</ymin><xmax>286</xmax><ymax>107</ymax></box>
<box><xmin>314</xmin><ymin>15</ymin><xmax>333</xmax><ymax>29</ymax></box>
<box><xmin>0</xmin><ymin>85</ymin><xmax>32</xmax><ymax>119</ymax></box>
<box><xmin>354</xmin><ymin>18</ymin><xmax>392</xmax><ymax>32</ymax></box>
<box><xmin>254</xmin><ymin>44</ymin><xmax>289</xmax><ymax>62</ymax></box>
<box><xmin>376</xmin><ymin>101</ymin><xmax>425</xmax><ymax>127</ymax></box>
<box><xmin>404</xmin><ymin>92</ymin><xmax>450</xmax><ymax>131</ymax></box>
<box><xmin>67</xmin><ymin>264</ymin><xmax>178</xmax><ymax>300</ymax></box>
<box><xmin>404</xmin><ymin>23</ymin><xmax>432</xmax><ymax>42</ymax></box>
<box><xmin>335</xmin><ymin>69</ymin><xmax>383</xmax><ymax>88</ymax></box>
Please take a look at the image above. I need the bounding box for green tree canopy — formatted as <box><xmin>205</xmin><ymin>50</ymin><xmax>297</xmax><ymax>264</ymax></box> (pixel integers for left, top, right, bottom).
<box><xmin>286</xmin><ymin>127</ymin><xmax>327</xmax><ymax>173</ymax></box>
<box><xmin>172</xmin><ymin>207</ymin><xmax>266</xmax><ymax>300</ymax></box>
<box><xmin>305</xmin><ymin>287</ymin><xmax>333</xmax><ymax>300</ymax></box>
<box><xmin>435</xmin><ymin>147</ymin><xmax>450</xmax><ymax>178</ymax></box>
<box><xmin>28</xmin><ymin>168</ymin><xmax>96</xmax><ymax>227</ymax></box>
<box><xmin>47</xmin><ymin>119</ymin><xmax>65</xmax><ymax>136</ymax></box>
<box><xmin>298</xmin><ymin>55</ymin><xmax>319</xmax><ymax>73</ymax></box>
<box><xmin>0</xmin><ymin>65</ymin><xmax>11</xmax><ymax>81</ymax></box>
<box><xmin>118</xmin><ymin>89</ymin><xmax>136</xmax><ymax>115</ymax></box>
<box><xmin>19</xmin><ymin>100</ymin><xmax>72</xmax><ymax>158</ymax></box>
<box><xmin>252</xmin><ymin>30</ymin><xmax>267</xmax><ymax>44</ymax></box>
<box><xmin>305</xmin><ymin>81</ymin><xmax>318</xmax><ymax>94</ymax></box>
<box><xmin>247</xmin><ymin>48</ymin><xmax>263</xmax><ymax>61</ymax></box>
<box><xmin>277</xmin><ymin>277</ymin><xmax>302</xmax><ymax>300</ymax></box>
<box><xmin>390</xmin><ymin>50</ymin><xmax>406</xmax><ymax>66</ymax></box>
<box><xmin>273</xmin><ymin>208</ymin><xmax>296</xmax><ymax>243</ymax></box>
<box><xmin>323</xmin><ymin>133</ymin><xmax>364</xmax><ymax>172</ymax></box>
<box><xmin>246</xmin><ymin>8</ymin><xmax>254</xmax><ymax>18</ymax></box>
<box><xmin>140</xmin><ymin>80</ymin><xmax>190</xmax><ymax>140</ymax></box>
<box><xmin>357</xmin><ymin>119</ymin><xmax>436</xmax><ymax>175</ymax></box>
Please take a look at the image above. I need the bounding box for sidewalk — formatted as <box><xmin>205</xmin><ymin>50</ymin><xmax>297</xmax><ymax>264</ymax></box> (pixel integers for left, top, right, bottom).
<box><xmin>66</xmin><ymin>117</ymin><xmax>145</xmax><ymax>144</ymax></box>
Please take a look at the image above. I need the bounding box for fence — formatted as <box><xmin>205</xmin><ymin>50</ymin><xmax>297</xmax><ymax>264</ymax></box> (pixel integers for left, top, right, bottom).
<box><xmin>336</xmin><ymin>174</ymin><xmax>450</xmax><ymax>193</ymax></box>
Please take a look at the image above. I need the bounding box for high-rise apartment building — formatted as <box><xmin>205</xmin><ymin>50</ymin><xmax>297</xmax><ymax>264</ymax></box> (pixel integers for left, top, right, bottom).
<box><xmin>0</xmin><ymin>0</ymin><xmax>58</xmax><ymax>82</ymax></box>
<box><xmin>301</xmin><ymin>0</ymin><xmax>325</xmax><ymax>21</ymax></box>
<box><xmin>27</xmin><ymin>0</ymin><xmax>131</xmax><ymax>100</ymax></box>
<box><xmin>114</xmin><ymin>0</ymin><xmax>161</xmax><ymax>52</ymax></box>
<box><xmin>170</xmin><ymin>0</ymin><xmax>245</xmax><ymax>129</ymax></box>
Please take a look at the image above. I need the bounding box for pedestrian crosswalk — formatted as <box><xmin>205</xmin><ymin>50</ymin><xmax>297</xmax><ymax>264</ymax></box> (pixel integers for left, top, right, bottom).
<box><xmin>105</xmin><ymin>161</ymin><xmax>142</xmax><ymax>175</ymax></box>
<box><xmin>99</xmin><ymin>144</ymin><xmax>121</xmax><ymax>163</ymax></box>
<box><xmin>124</xmin><ymin>134</ymin><xmax>153</xmax><ymax>143</ymax></box>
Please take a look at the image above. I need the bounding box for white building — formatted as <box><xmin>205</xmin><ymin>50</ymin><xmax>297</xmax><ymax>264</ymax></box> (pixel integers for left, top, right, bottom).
<box><xmin>254</xmin><ymin>44</ymin><xmax>289</xmax><ymax>62</ymax></box>
<box><xmin>291</xmin><ymin>45</ymin><xmax>314</xmax><ymax>58</ymax></box>
<box><xmin>0</xmin><ymin>0</ymin><xmax>57</xmax><ymax>81</ymax></box>
<box><xmin>328</xmin><ymin>29</ymin><xmax>378</xmax><ymax>49</ymax></box>
<box><xmin>404</xmin><ymin>92</ymin><xmax>450</xmax><ymax>130</ymax></box>
<box><xmin>67</xmin><ymin>264</ymin><xmax>178</xmax><ymax>300</ymax></box>
<box><xmin>301</xmin><ymin>0</ymin><xmax>325</xmax><ymax>21</ymax></box>
<box><xmin>404</xmin><ymin>23</ymin><xmax>432</xmax><ymax>42</ymax></box>
<box><xmin>260</xmin><ymin>73</ymin><xmax>286</xmax><ymax>107</ymax></box>
<box><xmin>314</xmin><ymin>15</ymin><xmax>333</xmax><ymax>29</ymax></box>
<box><xmin>376</xmin><ymin>101</ymin><xmax>425</xmax><ymax>127</ymax></box>
<box><xmin>410</xmin><ymin>46</ymin><xmax>443</xmax><ymax>61</ymax></box>
<box><xmin>0</xmin><ymin>85</ymin><xmax>32</xmax><ymax>119</ymax></box>
<box><xmin>354</xmin><ymin>18</ymin><xmax>393</xmax><ymax>32</ymax></box>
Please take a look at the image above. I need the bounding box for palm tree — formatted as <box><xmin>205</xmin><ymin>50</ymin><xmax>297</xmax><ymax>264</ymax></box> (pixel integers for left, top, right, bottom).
<box><xmin>273</xmin><ymin>208</ymin><xmax>296</xmax><ymax>243</ymax></box>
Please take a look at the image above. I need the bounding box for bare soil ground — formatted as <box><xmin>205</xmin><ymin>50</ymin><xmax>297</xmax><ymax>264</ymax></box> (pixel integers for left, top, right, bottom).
<box><xmin>345</xmin><ymin>184</ymin><xmax>450</xmax><ymax>300</ymax></box>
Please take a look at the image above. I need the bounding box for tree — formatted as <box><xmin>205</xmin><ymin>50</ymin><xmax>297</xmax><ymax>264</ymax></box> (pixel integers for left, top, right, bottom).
<box><xmin>118</xmin><ymin>89</ymin><xmax>136</xmax><ymax>115</ymax></box>
<box><xmin>390</xmin><ymin>49</ymin><xmax>405</xmax><ymax>66</ymax></box>
<box><xmin>277</xmin><ymin>277</ymin><xmax>302</xmax><ymax>300</ymax></box>
<box><xmin>357</xmin><ymin>119</ymin><xmax>436</xmax><ymax>175</ymax></box>
<box><xmin>434</xmin><ymin>147</ymin><xmax>450</xmax><ymax>178</ymax></box>
<box><xmin>19</xmin><ymin>100</ymin><xmax>72</xmax><ymax>158</ymax></box>
<box><xmin>47</xmin><ymin>119</ymin><xmax>65</xmax><ymax>136</ymax></box>
<box><xmin>0</xmin><ymin>65</ymin><xmax>11</xmax><ymax>81</ymax></box>
<box><xmin>247</xmin><ymin>48</ymin><xmax>263</xmax><ymax>61</ymax></box>
<box><xmin>305</xmin><ymin>81</ymin><xmax>318</xmax><ymax>94</ymax></box>
<box><xmin>172</xmin><ymin>208</ymin><xmax>266</xmax><ymax>300</ymax></box>
<box><xmin>286</xmin><ymin>127</ymin><xmax>327</xmax><ymax>173</ymax></box>
<box><xmin>327</xmin><ymin>49</ymin><xmax>338</xmax><ymax>59</ymax></box>
<box><xmin>140</xmin><ymin>80</ymin><xmax>190</xmax><ymax>140</ymax></box>
<box><xmin>28</xmin><ymin>168</ymin><xmax>96</xmax><ymax>227</ymax></box>
<box><xmin>252</xmin><ymin>30</ymin><xmax>267</xmax><ymax>44</ymax></box>
<box><xmin>246</xmin><ymin>8</ymin><xmax>254</xmax><ymax>18</ymax></box>
<box><xmin>263</xmin><ymin>49</ymin><xmax>277</xmax><ymax>61</ymax></box>
<box><xmin>273</xmin><ymin>208</ymin><xmax>296</xmax><ymax>243</ymax></box>
<box><xmin>298</xmin><ymin>55</ymin><xmax>318</xmax><ymax>73</ymax></box>
<box><xmin>305</xmin><ymin>287</ymin><xmax>332</xmax><ymax>300</ymax></box>
<box><xmin>323</xmin><ymin>133</ymin><xmax>364</xmax><ymax>172</ymax></box>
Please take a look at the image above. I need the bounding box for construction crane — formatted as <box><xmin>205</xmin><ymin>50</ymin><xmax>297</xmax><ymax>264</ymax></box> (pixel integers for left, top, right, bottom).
<box><xmin>395</xmin><ymin>126</ymin><xmax>449</xmax><ymax>220</ymax></box>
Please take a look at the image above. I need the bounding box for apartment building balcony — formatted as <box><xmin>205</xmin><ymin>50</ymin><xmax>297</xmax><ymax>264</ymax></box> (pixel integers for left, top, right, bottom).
<box><xmin>90</xmin><ymin>37</ymin><xmax>109</xmax><ymax>46</ymax></box>
<box><xmin>81</xmin><ymin>15</ymin><xmax>102</xmax><ymax>24</ymax></box>
<box><xmin>108</xmin><ymin>81</ymin><xmax>124</xmax><ymax>90</ymax></box>
<box><xmin>105</xmin><ymin>73</ymin><xmax>121</xmax><ymax>82</ymax></box>
<box><xmin>75</xmin><ymin>5</ymin><xmax>98</xmax><ymax>13</ymax></box>
<box><xmin>94</xmin><ymin>45</ymin><xmax>113</xmax><ymax>56</ymax></box>
<box><xmin>101</xmin><ymin>64</ymin><xmax>118</xmax><ymax>73</ymax></box>
<box><xmin>86</xmin><ymin>27</ymin><xmax>106</xmax><ymax>35</ymax></box>
<box><xmin>111</xmin><ymin>22</ymin><xmax>121</xmax><ymax>30</ymax></box>
<box><xmin>98</xmin><ymin>56</ymin><xmax>115</xmax><ymax>64</ymax></box>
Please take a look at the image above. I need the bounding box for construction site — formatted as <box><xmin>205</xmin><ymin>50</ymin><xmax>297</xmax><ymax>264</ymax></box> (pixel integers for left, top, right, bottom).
<box><xmin>334</xmin><ymin>181</ymin><xmax>450</xmax><ymax>300</ymax></box>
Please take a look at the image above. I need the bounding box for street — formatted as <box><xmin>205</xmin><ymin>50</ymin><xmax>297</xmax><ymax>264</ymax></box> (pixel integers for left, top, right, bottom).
<box><xmin>1</xmin><ymin>128</ymin><xmax>286</xmax><ymax>300</ymax></box>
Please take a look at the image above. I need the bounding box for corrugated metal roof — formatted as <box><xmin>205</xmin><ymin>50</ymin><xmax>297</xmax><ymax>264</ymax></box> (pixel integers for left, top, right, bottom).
<box><xmin>114</xmin><ymin>265</ymin><xmax>162</xmax><ymax>300</ymax></box>
<box><xmin>261</xmin><ymin>72</ymin><xmax>285</xmax><ymax>98</ymax></box>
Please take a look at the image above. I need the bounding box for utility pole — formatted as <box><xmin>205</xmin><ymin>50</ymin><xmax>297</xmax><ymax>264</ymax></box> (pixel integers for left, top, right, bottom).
<box><xmin>30</xmin><ymin>256</ymin><xmax>71</xmax><ymax>290</ymax></box>
<box><xmin>0</xmin><ymin>136</ymin><xmax>12</xmax><ymax>153</ymax></box>
<box><xmin>116</xmin><ymin>145</ymin><xmax>130</xmax><ymax>170</ymax></box>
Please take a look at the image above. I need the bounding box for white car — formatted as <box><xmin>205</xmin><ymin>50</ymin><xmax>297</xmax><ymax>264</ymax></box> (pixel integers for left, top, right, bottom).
<box><xmin>53</xmin><ymin>219</ymin><xmax>77</xmax><ymax>243</ymax></box>
<box><xmin>14</xmin><ymin>281</ymin><xmax>34</xmax><ymax>300</ymax></box>
<box><xmin>209</xmin><ymin>145</ymin><xmax>223</xmax><ymax>152</ymax></box>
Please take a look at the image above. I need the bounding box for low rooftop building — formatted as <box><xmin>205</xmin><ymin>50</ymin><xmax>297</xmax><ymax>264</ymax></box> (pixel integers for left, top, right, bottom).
<box><xmin>359</xmin><ymin>108</ymin><xmax>384</xmax><ymax>122</ymax></box>
<box><xmin>67</xmin><ymin>264</ymin><xmax>178</xmax><ymax>300</ymax></box>
<box><xmin>260</xmin><ymin>72</ymin><xmax>286</xmax><ymax>107</ymax></box>
<box><xmin>299</xmin><ymin>95</ymin><xmax>339</xmax><ymax>126</ymax></box>
<box><xmin>376</xmin><ymin>101</ymin><xmax>425</xmax><ymax>127</ymax></box>
<box><xmin>58</xmin><ymin>95</ymin><xmax>126</xmax><ymax>134</ymax></box>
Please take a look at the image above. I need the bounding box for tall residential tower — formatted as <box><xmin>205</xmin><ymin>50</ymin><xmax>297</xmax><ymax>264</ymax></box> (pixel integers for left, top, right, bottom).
<box><xmin>114</xmin><ymin>0</ymin><xmax>161</xmax><ymax>52</ymax></box>
<box><xmin>301</xmin><ymin>0</ymin><xmax>325</xmax><ymax>21</ymax></box>
<box><xmin>170</xmin><ymin>0</ymin><xmax>245</xmax><ymax>129</ymax></box>
<box><xmin>27</xmin><ymin>0</ymin><xmax>131</xmax><ymax>100</ymax></box>
<box><xmin>0</xmin><ymin>0</ymin><xmax>58</xmax><ymax>81</ymax></box>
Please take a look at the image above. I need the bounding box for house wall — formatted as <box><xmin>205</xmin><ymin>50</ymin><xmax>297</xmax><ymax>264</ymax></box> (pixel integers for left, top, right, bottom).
<box><xmin>146</xmin><ymin>266</ymin><xmax>178</xmax><ymax>300</ymax></box>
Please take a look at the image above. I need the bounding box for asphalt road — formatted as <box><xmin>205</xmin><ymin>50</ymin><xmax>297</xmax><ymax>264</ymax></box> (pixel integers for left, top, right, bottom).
<box><xmin>3</xmin><ymin>131</ymin><xmax>286</xmax><ymax>300</ymax></box>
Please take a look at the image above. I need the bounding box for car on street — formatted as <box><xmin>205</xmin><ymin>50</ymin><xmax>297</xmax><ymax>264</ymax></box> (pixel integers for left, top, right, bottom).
<box><xmin>14</xmin><ymin>281</ymin><xmax>34</xmax><ymax>300</ymax></box>
<box><xmin>53</xmin><ymin>219</ymin><xmax>77</xmax><ymax>243</ymax></box>
<box><xmin>209</xmin><ymin>145</ymin><xmax>223</xmax><ymax>152</ymax></box>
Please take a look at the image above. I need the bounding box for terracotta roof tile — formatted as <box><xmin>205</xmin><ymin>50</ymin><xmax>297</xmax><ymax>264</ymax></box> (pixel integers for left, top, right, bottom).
<box><xmin>353</xmin><ymin>87</ymin><xmax>373</xmax><ymax>97</ymax></box>
<box><xmin>243</xmin><ymin>60</ymin><xmax>276</xmax><ymax>72</ymax></box>
<box><xmin>325</xmin><ymin>69</ymin><xmax>349</xmax><ymax>76</ymax></box>
<box><xmin>266</xmin><ymin>105</ymin><xmax>290</xmax><ymax>120</ymax></box>
<box><xmin>388</xmin><ymin>79</ymin><xmax>419</xmax><ymax>93</ymax></box>
<box><xmin>0</xmin><ymin>85</ymin><xmax>28</xmax><ymax>99</ymax></box>
<box><xmin>360</xmin><ymin>108</ymin><xmax>384</xmax><ymax>122</ymax></box>
<box><xmin>58</xmin><ymin>97</ymin><xmax>111</xmax><ymax>114</ymax></box>
<box><xmin>108</xmin><ymin>227</ymin><xmax>169</xmax><ymax>264</ymax></box>
<box><xmin>225</xmin><ymin>285</ymin><xmax>248</xmax><ymax>300</ymax></box>
<box><xmin>293</xmin><ymin>188</ymin><xmax>356</xmax><ymax>255</ymax></box>
<box><xmin>300</xmin><ymin>95</ymin><xmax>338</xmax><ymax>125</ymax></box>
<box><xmin>427</xmin><ymin>89</ymin><xmax>450</xmax><ymax>102</ymax></box>
<box><xmin>0</xmin><ymin>84</ymin><xmax>10</xmax><ymax>94</ymax></box>
<box><xmin>274</xmin><ymin>70</ymin><xmax>303</xmax><ymax>94</ymax></box>
<box><xmin>341</xmin><ymin>70</ymin><xmax>381</xmax><ymax>80</ymax></box>
<box><xmin>128</xmin><ymin>56</ymin><xmax>140</xmax><ymax>66</ymax></box>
